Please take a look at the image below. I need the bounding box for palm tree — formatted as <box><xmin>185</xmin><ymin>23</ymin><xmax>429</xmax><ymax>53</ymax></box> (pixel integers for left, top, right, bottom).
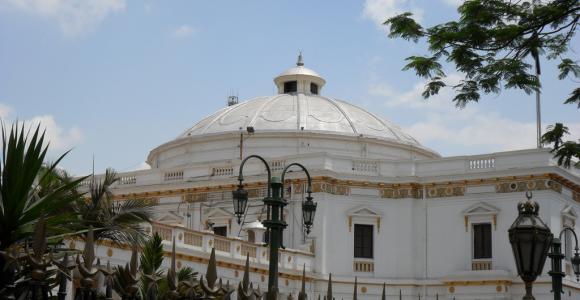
<box><xmin>0</xmin><ymin>124</ymin><xmax>86</xmax><ymax>286</ymax></box>
<box><xmin>114</xmin><ymin>233</ymin><xmax>199</xmax><ymax>299</ymax></box>
<box><xmin>541</xmin><ymin>123</ymin><xmax>570</xmax><ymax>150</ymax></box>
<box><xmin>553</xmin><ymin>142</ymin><xmax>580</xmax><ymax>169</ymax></box>
<box><xmin>74</xmin><ymin>168</ymin><xmax>154</xmax><ymax>245</ymax></box>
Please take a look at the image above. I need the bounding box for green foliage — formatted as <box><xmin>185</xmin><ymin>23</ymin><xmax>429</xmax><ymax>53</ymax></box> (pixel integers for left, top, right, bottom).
<box><xmin>0</xmin><ymin>123</ymin><xmax>86</xmax><ymax>287</ymax></box>
<box><xmin>384</xmin><ymin>0</ymin><xmax>578</xmax><ymax>106</ymax></box>
<box><xmin>553</xmin><ymin>141</ymin><xmax>580</xmax><ymax>168</ymax></box>
<box><xmin>385</xmin><ymin>0</ymin><xmax>580</xmax><ymax>166</ymax></box>
<box><xmin>558</xmin><ymin>58</ymin><xmax>580</xmax><ymax>79</ymax></box>
<box><xmin>0</xmin><ymin>124</ymin><xmax>86</xmax><ymax>249</ymax></box>
<box><xmin>564</xmin><ymin>87</ymin><xmax>580</xmax><ymax>107</ymax></box>
<box><xmin>141</xmin><ymin>233</ymin><xmax>164</xmax><ymax>276</ymax></box>
<box><xmin>72</xmin><ymin>168</ymin><xmax>153</xmax><ymax>245</ymax></box>
<box><xmin>113</xmin><ymin>233</ymin><xmax>199</xmax><ymax>299</ymax></box>
<box><xmin>542</xmin><ymin>123</ymin><xmax>580</xmax><ymax>168</ymax></box>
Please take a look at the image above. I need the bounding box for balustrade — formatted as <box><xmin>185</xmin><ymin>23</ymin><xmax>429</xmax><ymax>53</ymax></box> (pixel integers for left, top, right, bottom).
<box><xmin>353</xmin><ymin>260</ymin><xmax>374</xmax><ymax>272</ymax></box>
<box><xmin>471</xmin><ymin>259</ymin><xmax>493</xmax><ymax>270</ymax></box>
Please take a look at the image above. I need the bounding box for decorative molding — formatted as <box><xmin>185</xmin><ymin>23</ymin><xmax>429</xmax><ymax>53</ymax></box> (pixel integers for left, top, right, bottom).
<box><xmin>562</xmin><ymin>205</ymin><xmax>577</xmax><ymax>227</ymax></box>
<box><xmin>347</xmin><ymin>205</ymin><xmax>383</xmax><ymax>233</ymax></box>
<box><xmin>112</xmin><ymin>173</ymin><xmax>579</xmax><ymax>203</ymax></box>
<box><xmin>462</xmin><ymin>202</ymin><xmax>500</xmax><ymax>231</ymax></box>
<box><xmin>348</xmin><ymin>216</ymin><xmax>352</xmax><ymax>232</ymax></box>
<box><xmin>496</xmin><ymin>178</ymin><xmax>562</xmax><ymax>194</ymax></box>
<box><xmin>381</xmin><ymin>186</ymin><xmax>421</xmax><ymax>199</ymax></box>
<box><xmin>155</xmin><ymin>212</ymin><xmax>184</xmax><ymax>225</ymax></box>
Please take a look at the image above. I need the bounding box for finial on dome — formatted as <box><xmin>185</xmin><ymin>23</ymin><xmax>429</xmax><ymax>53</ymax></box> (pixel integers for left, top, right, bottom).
<box><xmin>296</xmin><ymin>51</ymin><xmax>304</xmax><ymax>66</ymax></box>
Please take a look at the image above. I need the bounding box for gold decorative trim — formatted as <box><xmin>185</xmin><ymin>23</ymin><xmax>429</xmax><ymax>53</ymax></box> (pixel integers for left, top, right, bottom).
<box><xmin>445</xmin><ymin>280</ymin><xmax>512</xmax><ymax>286</ymax></box>
<box><xmin>348</xmin><ymin>216</ymin><xmax>352</xmax><ymax>232</ymax></box>
<box><xmin>112</xmin><ymin>174</ymin><xmax>579</xmax><ymax>203</ymax></box>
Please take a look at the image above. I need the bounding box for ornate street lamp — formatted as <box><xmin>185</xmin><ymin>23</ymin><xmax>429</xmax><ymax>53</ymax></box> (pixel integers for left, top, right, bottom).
<box><xmin>509</xmin><ymin>192</ymin><xmax>580</xmax><ymax>300</ymax></box>
<box><xmin>232</xmin><ymin>183</ymin><xmax>249</xmax><ymax>224</ymax></box>
<box><xmin>232</xmin><ymin>155</ymin><xmax>316</xmax><ymax>300</ymax></box>
<box><xmin>508</xmin><ymin>192</ymin><xmax>553</xmax><ymax>300</ymax></box>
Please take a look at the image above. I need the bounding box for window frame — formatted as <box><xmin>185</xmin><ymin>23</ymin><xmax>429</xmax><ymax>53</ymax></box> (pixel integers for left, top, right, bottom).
<box><xmin>310</xmin><ymin>83</ymin><xmax>319</xmax><ymax>94</ymax></box>
<box><xmin>354</xmin><ymin>224</ymin><xmax>374</xmax><ymax>259</ymax></box>
<box><xmin>283</xmin><ymin>81</ymin><xmax>298</xmax><ymax>93</ymax></box>
<box><xmin>472</xmin><ymin>223</ymin><xmax>492</xmax><ymax>260</ymax></box>
<box><xmin>213</xmin><ymin>225</ymin><xmax>228</xmax><ymax>237</ymax></box>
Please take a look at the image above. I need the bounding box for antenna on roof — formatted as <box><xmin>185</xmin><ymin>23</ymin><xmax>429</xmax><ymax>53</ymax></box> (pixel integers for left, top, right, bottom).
<box><xmin>227</xmin><ymin>89</ymin><xmax>238</xmax><ymax>106</ymax></box>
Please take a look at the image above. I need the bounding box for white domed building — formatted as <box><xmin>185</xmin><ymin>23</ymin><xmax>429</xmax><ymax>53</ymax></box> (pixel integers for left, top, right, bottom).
<box><xmin>88</xmin><ymin>56</ymin><xmax>580</xmax><ymax>299</ymax></box>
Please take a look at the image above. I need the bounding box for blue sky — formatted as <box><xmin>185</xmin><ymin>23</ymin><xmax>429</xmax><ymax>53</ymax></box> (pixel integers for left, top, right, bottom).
<box><xmin>1</xmin><ymin>0</ymin><xmax>578</xmax><ymax>176</ymax></box>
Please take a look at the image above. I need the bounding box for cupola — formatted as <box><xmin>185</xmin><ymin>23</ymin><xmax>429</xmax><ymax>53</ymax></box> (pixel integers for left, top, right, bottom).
<box><xmin>274</xmin><ymin>53</ymin><xmax>326</xmax><ymax>95</ymax></box>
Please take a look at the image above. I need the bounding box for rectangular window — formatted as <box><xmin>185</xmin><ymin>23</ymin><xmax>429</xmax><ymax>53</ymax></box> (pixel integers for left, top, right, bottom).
<box><xmin>283</xmin><ymin>81</ymin><xmax>297</xmax><ymax>93</ymax></box>
<box><xmin>473</xmin><ymin>223</ymin><xmax>492</xmax><ymax>259</ymax></box>
<box><xmin>310</xmin><ymin>83</ymin><xmax>319</xmax><ymax>94</ymax></box>
<box><xmin>354</xmin><ymin>224</ymin><xmax>373</xmax><ymax>258</ymax></box>
<box><xmin>213</xmin><ymin>226</ymin><xmax>227</xmax><ymax>237</ymax></box>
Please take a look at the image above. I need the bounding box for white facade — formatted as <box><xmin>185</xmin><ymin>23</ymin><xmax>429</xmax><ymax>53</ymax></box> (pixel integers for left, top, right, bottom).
<box><xmin>86</xmin><ymin>58</ymin><xmax>580</xmax><ymax>299</ymax></box>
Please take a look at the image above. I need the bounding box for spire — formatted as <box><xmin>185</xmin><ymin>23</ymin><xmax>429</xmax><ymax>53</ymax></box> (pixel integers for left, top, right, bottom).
<box><xmin>326</xmin><ymin>273</ymin><xmax>333</xmax><ymax>300</ymax></box>
<box><xmin>352</xmin><ymin>277</ymin><xmax>357</xmax><ymax>300</ymax></box>
<box><xmin>297</xmin><ymin>52</ymin><xmax>304</xmax><ymax>66</ymax></box>
<box><xmin>381</xmin><ymin>283</ymin><xmax>386</xmax><ymax>300</ymax></box>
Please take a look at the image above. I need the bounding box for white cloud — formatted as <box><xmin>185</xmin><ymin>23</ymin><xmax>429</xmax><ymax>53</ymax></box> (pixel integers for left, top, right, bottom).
<box><xmin>405</xmin><ymin>113</ymin><xmax>580</xmax><ymax>153</ymax></box>
<box><xmin>0</xmin><ymin>103</ymin><xmax>83</xmax><ymax>151</ymax></box>
<box><xmin>368</xmin><ymin>74</ymin><xmax>580</xmax><ymax>154</ymax></box>
<box><xmin>362</xmin><ymin>0</ymin><xmax>423</xmax><ymax>29</ymax></box>
<box><xmin>0</xmin><ymin>103</ymin><xmax>14</xmax><ymax>118</ymax></box>
<box><xmin>369</xmin><ymin>73</ymin><xmax>463</xmax><ymax>109</ymax></box>
<box><xmin>1</xmin><ymin>0</ymin><xmax>126</xmax><ymax>36</ymax></box>
<box><xmin>171</xmin><ymin>24</ymin><xmax>195</xmax><ymax>39</ymax></box>
<box><xmin>443</xmin><ymin>0</ymin><xmax>463</xmax><ymax>6</ymax></box>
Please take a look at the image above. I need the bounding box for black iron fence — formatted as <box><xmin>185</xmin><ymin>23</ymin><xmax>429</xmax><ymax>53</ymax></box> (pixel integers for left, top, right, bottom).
<box><xmin>0</xmin><ymin>219</ymin><xmax>428</xmax><ymax>300</ymax></box>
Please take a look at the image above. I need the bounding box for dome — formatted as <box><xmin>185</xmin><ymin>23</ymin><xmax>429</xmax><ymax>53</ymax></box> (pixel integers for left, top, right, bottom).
<box><xmin>148</xmin><ymin>56</ymin><xmax>438</xmax><ymax>168</ymax></box>
<box><xmin>177</xmin><ymin>94</ymin><xmax>421</xmax><ymax>147</ymax></box>
<box><xmin>276</xmin><ymin>66</ymin><xmax>323</xmax><ymax>78</ymax></box>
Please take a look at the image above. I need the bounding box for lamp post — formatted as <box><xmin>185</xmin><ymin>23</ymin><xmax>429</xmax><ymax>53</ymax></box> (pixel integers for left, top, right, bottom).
<box><xmin>548</xmin><ymin>227</ymin><xmax>580</xmax><ymax>300</ymax></box>
<box><xmin>232</xmin><ymin>155</ymin><xmax>316</xmax><ymax>300</ymax></box>
<box><xmin>509</xmin><ymin>192</ymin><xmax>580</xmax><ymax>300</ymax></box>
